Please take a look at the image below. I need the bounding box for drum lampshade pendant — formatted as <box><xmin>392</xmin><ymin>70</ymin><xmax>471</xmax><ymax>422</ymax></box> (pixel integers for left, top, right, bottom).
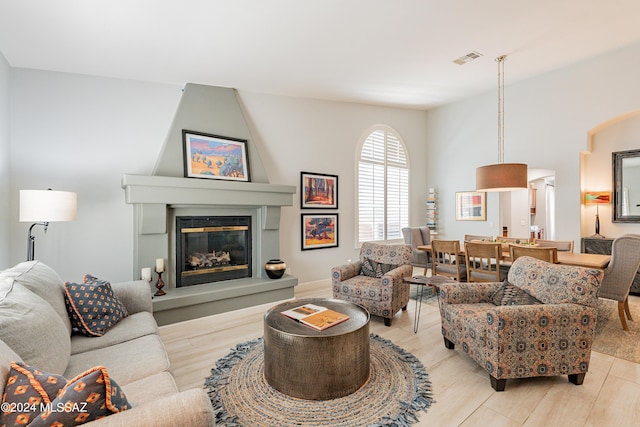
<box><xmin>476</xmin><ymin>55</ymin><xmax>528</xmax><ymax>192</ymax></box>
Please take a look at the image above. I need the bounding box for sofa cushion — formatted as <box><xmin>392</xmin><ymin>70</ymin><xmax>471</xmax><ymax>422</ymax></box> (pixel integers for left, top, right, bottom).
<box><xmin>0</xmin><ymin>279</ymin><xmax>71</xmax><ymax>374</ymax></box>
<box><xmin>64</xmin><ymin>278</ymin><xmax>129</xmax><ymax>337</ymax></box>
<box><xmin>507</xmin><ymin>256</ymin><xmax>603</xmax><ymax>307</ymax></box>
<box><xmin>71</xmin><ymin>311</ymin><xmax>159</xmax><ymax>355</ymax></box>
<box><xmin>29</xmin><ymin>365</ymin><xmax>131</xmax><ymax>426</ymax></box>
<box><xmin>0</xmin><ymin>362</ymin><xmax>68</xmax><ymax>425</ymax></box>
<box><xmin>65</xmin><ymin>334</ymin><xmax>170</xmax><ymax>386</ymax></box>
<box><xmin>0</xmin><ymin>261</ymin><xmax>72</xmax><ymax>335</ymax></box>
<box><xmin>120</xmin><ymin>372</ymin><xmax>178</xmax><ymax>406</ymax></box>
<box><xmin>491</xmin><ymin>281</ymin><xmax>542</xmax><ymax>306</ymax></box>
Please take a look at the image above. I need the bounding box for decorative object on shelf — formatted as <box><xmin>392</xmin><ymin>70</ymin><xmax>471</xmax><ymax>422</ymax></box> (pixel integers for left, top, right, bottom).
<box><xmin>182</xmin><ymin>130</ymin><xmax>250</xmax><ymax>182</ymax></box>
<box><xmin>583</xmin><ymin>191</ymin><xmax>611</xmax><ymax>238</ymax></box>
<box><xmin>19</xmin><ymin>189</ymin><xmax>78</xmax><ymax>261</ymax></box>
<box><xmin>426</xmin><ymin>188</ymin><xmax>437</xmax><ymax>234</ymax></box>
<box><xmin>455</xmin><ymin>191</ymin><xmax>486</xmax><ymax>221</ymax></box>
<box><xmin>301</xmin><ymin>213</ymin><xmax>338</xmax><ymax>250</ymax></box>
<box><xmin>154</xmin><ymin>258</ymin><xmax>166</xmax><ymax>296</ymax></box>
<box><xmin>612</xmin><ymin>149</ymin><xmax>640</xmax><ymax>223</ymax></box>
<box><xmin>502</xmin><ymin>226</ymin><xmax>508</xmax><ymax>238</ymax></box>
<box><xmin>264</xmin><ymin>259</ymin><xmax>286</xmax><ymax>279</ymax></box>
<box><xmin>476</xmin><ymin>55</ymin><xmax>528</xmax><ymax>192</ymax></box>
<box><xmin>141</xmin><ymin>267</ymin><xmax>152</xmax><ymax>282</ymax></box>
<box><xmin>530</xmin><ymin>183</ymin><xmax>537</xmax><ymax>214</ymax></box>
<box><xmin>300</xmin><ymin>171</ymin><xmax>338</xmax><ymax>209</ymax></box>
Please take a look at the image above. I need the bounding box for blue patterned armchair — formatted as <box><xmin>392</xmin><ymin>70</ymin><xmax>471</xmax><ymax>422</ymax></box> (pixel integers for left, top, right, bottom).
<box><xmin>332</xmin><ymin>242</ymin><xmax>412</xmax><ymax>326</ymax></box>
<box><xmin>438</xmin><ymin>256</ymin><xmax>603</xmax><ymax>391</ymax></box>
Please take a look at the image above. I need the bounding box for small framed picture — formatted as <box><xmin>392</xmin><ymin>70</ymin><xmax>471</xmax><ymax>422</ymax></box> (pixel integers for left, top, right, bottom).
<box><xmin>182</xmin><ymin>130</ymin><xmax>250</xmax><ymax>182</ymax></box>
<box><xmin>456</xmin><ymin>191</ymin><xmax>486</xmax><ymax>221</ymax></box>
<box><xmin>300</xmin><ymin>172</ymin><xmax>338</xmax><ymax>209</ymax></box>
<box><xmin>301</xmin><ymin>213</ymin><xmax>339</xmax><ymax>250</ymax></box>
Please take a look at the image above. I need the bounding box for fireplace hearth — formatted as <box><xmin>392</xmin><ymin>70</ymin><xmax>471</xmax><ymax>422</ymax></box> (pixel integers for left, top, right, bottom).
<box><xmin>176</xmin><ymin>216</ymin><xmax>251</xmax><ymax>287</ymax></box>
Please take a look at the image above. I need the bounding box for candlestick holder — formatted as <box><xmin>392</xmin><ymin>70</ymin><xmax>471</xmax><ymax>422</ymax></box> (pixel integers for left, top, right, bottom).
<box><xmin>154</xmin><ymin>268</ymin><xmax>166</xmax><ymax>296</ymax></box>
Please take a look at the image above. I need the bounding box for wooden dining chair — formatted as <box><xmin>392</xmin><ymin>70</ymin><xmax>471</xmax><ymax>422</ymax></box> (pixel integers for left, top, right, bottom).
<box><xmin>510</xmin><ymin>245</ymin><xmax>558</xmax><ymax>263</ymax></box>
<box><xmin>500</xmin><ymin>237</ymin><xmax>531</xmax><ymax>244</ymax></box>
<box><xmin>465</xmin><ymin>242</ymin><xmax>506</xmax><ymax>282</ymax></box>
<box><xmin>535</xmin><ymin>239</ymin><xmax>574</xmax><ymax>252</ymax></box>
<box><xmin>431</xmin><ymin>239</ymin><xmax>466</xmax><ymax>281</ymax></box>
<box><xmin>464</xmin><ymin>234</ymin><xmax>492</xmax><ymax>242</ymax></box>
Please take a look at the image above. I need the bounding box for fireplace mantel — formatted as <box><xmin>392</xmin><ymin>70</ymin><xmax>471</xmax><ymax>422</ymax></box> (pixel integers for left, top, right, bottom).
<box><xmin>122</xmin><ymin>174</ymin><xmax>295</xmax><ymax>207</ymax></box>
<box><xmin>121</xmin><ymin>173</ymin><xmax>298</xmax><ymax>325</ymax></box>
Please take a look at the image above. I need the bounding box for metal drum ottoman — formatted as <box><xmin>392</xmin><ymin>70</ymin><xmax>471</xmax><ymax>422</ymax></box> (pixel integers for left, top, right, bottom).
<box><xmin>263</xmin><ymin>298</ymin><xmax>370</xmax><ymax>400</ymax></box>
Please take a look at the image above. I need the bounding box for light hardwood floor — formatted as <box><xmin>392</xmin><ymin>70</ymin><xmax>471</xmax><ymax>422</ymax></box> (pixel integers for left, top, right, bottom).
<box><xmin>159</xmin><ymin>280</ymin><xmax>640</xmax><ymax>427</ymax></box>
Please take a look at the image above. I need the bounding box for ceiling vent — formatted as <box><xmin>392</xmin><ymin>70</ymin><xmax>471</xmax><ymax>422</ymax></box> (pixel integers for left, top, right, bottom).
<box><xmin>453</xmin><ymin>51</ymin><xmax>483</xmax><ymax>65</ymax></box>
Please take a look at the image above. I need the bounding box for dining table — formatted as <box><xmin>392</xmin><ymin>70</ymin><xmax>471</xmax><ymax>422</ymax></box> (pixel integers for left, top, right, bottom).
<box><xmin>416</xmin><ymin>244</ymin><xmax>611</xmax><ymax>270</ymax></box>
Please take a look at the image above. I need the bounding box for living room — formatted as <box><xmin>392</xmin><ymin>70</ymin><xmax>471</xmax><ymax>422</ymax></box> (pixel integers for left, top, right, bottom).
<box><xmin>2</xmin><ymin>2</ymin><xmax>640</xmax><ymax>426</ymax></box>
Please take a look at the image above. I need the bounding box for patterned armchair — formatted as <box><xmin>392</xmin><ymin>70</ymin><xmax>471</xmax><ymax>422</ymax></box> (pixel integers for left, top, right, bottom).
<box><xmin>438</xmin><ymin>256</ymin><xmax>603</xmax><ymax>391</ymax></box>
<box><xmin>332</xmin><ymin>242</ymin><xmax>412</xmax><ymax>326</ymax></box>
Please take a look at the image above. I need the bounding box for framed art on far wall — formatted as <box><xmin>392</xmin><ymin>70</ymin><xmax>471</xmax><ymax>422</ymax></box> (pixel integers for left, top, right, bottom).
<box><xmin>455</xmin><ymin>191</ymin><xmax>486</xmax><ymax>221</ymax></box>
<box><xmin>300</xmin><ymin>172</ymin><xmax>338</xmax><ymax>209</ymax></box>
<box><xmin>182</xmin><ymin>130</ymin><xmax>250</xmax><ymax>182</ymax></box>
<box><xmin>301</xmin><ymin>213</ymin><xmax>338</xmax><ymax>250</ymax></box>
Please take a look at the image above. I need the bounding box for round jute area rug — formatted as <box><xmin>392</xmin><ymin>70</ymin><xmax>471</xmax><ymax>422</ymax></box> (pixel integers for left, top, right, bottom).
<box><xmin>204</xmin><ymin>334</ymin><xmax>433</xmax><ymax>427</ymax></box>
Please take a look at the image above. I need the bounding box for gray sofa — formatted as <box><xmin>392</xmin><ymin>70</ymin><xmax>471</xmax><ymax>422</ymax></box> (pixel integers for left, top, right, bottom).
<box><xmin>0</xmin><ymin>260</ymin><xmax>215</xmax><ymax>426</ymax></box>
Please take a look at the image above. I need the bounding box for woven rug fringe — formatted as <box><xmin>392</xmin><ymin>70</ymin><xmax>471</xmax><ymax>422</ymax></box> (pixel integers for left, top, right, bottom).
<box><xmin>205</xmin><ymin>334</ymin><xmax>433</xmax><ymax>426</ymax></box>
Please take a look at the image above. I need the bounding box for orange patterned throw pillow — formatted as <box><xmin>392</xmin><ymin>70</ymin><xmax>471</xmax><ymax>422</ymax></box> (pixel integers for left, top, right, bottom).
<box><xmin>63</xmin><ymin>275</ymin><xmax>128</xmax><ymax>337</ymax></box>
<box><xmin>0</xmin><ymin>362</ymin><xmax>130</xmax><ymax>427</ymax></box>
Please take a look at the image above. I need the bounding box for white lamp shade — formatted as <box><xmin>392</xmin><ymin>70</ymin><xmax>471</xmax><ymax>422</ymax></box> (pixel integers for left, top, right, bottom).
<box><xmin>19</xmin><ymin>190</ymin><xmax>77</xmax><ymax>222</ymax></box>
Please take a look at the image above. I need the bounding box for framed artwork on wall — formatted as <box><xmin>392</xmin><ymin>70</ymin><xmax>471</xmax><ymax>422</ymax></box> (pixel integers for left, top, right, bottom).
<box><xmin>301</xmin><ymin>213</ymin><xmax>339</xmax><ymax>250</ymax></box>
<box><xmin>300</xmin><ymin>172</ymin><xmax>338</xmax><ymax>209</ymax></box>
<box><xmin>455</xmin><ymin>191</ymin><xmax>486</xmax><ymax>221</ymax></box>
<box><xmin>182</xmin><ymin>130</ymin><xmax>250</xmax><ymax>182</ymax></box>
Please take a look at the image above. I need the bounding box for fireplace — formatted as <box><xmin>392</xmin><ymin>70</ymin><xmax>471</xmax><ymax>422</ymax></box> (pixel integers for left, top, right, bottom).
<box><xmin>176</xmin><ymin>216</ymin><xmax>251</xmax><ymax>287</ymax></box>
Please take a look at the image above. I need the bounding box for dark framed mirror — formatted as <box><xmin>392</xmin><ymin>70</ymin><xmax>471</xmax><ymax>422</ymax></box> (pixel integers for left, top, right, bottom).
<box><xmin>613</xmin><ymin>149</ymin><xmax>640</xmax><ymax>222</ymax></box>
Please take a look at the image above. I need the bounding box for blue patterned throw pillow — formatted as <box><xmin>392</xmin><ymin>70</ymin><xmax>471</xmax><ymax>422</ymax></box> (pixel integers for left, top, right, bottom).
<box><xmin>63</xmin><ymin>275</ymin><xmax>128</xmax><ymax>337</ymax></box>
<box><xmin>491</xmin><ymin>280</ymin><xmax>542</xmax><ymax>306</ymax></box>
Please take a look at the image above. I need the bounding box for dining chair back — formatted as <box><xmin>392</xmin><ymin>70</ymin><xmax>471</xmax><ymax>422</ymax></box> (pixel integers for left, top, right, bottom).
<box><xmin>431</xmin><ymin>239</ymin><xmax>466</xmax><ymax>281</ymax></box>
<box><xmin>499</xmin><ymin>236</ymin><xmax>531</xmax><ymax>244</ymax></box>
<box><xmin>535</xmin><ymin>239</ymin><xmax>574</xmax><ymax>252</ymax></box>
<box><xmin>465</xmin><ymin>242</ymin><xmax>506</xmax><ymax>282</ymax></box>
<box><xmin>510</xmin><ymin>245</ymin><xmax>558</xmax><ymax>264</ymax></box>
<box><xmin>598</xmin><ymin>234</ymin><xmax>640</xmax><ymax>330</ymax></box>
<box><xmin>464</xmin><ymin>234</ymin><xmax>492</xmax><ymax>242</ymax></box>
<box><xmin>402</xmin><ymin>226</ymin><xmax>431</xmax><ymax>275</ymax></box>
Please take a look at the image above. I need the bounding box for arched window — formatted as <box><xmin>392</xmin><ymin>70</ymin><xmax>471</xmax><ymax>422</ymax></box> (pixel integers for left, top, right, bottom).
<box><xmin>357</xmin><ymin>126</ymin><xmax>409</xmax><ymax>244</ymax></box>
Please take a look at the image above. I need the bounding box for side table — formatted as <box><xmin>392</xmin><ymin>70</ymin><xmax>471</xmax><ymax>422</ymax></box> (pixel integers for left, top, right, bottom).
<box><xmin>403</xmin><ymin>275</ymin><xmax>455</xmax><ymax>333</ymax></box>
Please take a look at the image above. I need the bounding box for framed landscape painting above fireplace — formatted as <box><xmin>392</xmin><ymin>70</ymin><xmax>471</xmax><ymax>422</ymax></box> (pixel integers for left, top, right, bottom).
<box><xmin>183</xmin><ymin>130</ymin><xmax>250</xmax><ymax>182</ymax></box>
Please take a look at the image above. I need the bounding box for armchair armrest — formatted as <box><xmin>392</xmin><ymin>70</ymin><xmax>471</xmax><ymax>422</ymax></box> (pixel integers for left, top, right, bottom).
<box><xmin>331</xmin><ymin>261</ymin><xmax>362</xmax><ymax>283</ymax></box>
<box><xmin>87</xmin><ymin>388</ymin><xmax>215</xmax><ymax>426</ymax></box>
<box><xmin>111</xmin><ymin>280</ymin><xmax>153</xmax><ymax>314</ymax></box>
<box><xmin>382</xmin><ymin>264</ymin><xmax>412</xmax><ymax>282</ymax></box>
<box><xmin>439</xmin><ymin>281</ymin><xmax>503</xmax><ymax>305</ymax></box>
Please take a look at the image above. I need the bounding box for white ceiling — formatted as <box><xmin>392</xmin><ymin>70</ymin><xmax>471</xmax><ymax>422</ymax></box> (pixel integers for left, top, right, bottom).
<box><xmin>1</xmin><ymin>0</ymin><xmax>640</xmax><ymax>109</ymax></box>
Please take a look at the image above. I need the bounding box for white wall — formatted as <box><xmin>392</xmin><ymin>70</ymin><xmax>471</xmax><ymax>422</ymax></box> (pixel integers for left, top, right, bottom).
<box><xmin>7</xmin><ymin>70</ymin><xmax>429</xmax><ymax>284</ymax></box>
<box><xmin>0</xmin><ymin>51</ymin><xmax>9</xmax><ymax>266</ymax></box>
<box><xmin>583</xmin><ymin>113</ymin><xmax>640</xmax><ymax>237</ymax></box>
<box><xmin>236</xmin><ymin>92</ymin><xmax>428</xmax><ymax>282</ymax></box>
<box><xmin>427</xmin><ymin>41</ymin><xmax>640</xmax><ymax>247</ymax></box>
<box><xmin>9</xmin><ymin>69</ymin><xmax>182</xmax><ymax>280</ymax></box>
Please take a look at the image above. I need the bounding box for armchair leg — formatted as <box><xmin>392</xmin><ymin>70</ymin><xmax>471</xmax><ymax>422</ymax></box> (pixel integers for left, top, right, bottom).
<box><xmin>402</xmin><ymin>305</ymin><xmax>407</xmax><ymax>311</ymax></box>
<box><xmin>490</xmin><ymin>376</ymin><xmax>506</xmax><ymax>392</ymax></box>
<box><xmin>384</xmin><ymin>318</ymin><xmax>392</xmax><ymax>327</ymax></box>
<box><xmin>568</xmin><ymin>373</ymin><xmax>585</xmax><ymax>385</ymax></box>
<box><xmin>443</xmin><ymin>337</ymin><xmax>455</xmax><ymax>349</ymax></box>
<box><xmin>618</xmin><ymin>302</ymin><xmax>630</xmax><ymax>331</ymax></box>
<box><xmin>624</xmin><ymin>297</ymin><xmax>633</xmax><ymax>321</ymax></box>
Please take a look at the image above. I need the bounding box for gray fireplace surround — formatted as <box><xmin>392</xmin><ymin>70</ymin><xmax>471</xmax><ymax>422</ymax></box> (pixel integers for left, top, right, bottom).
<box><xmin>122</xmin><ymin>174</ymin><xmax>297</xmax><ymax>325</ymax></box>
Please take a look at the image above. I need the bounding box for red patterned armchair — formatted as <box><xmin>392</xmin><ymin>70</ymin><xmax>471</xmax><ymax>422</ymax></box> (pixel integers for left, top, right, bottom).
<box><xmin>438</xmin><ymin>256</ymin><xmax>603</xmax><ymax>391</ymax></box>
<box><xmin>332</xmin><ymin>242</ymin><xmax>412</xmax><ymax>326</ymax></box>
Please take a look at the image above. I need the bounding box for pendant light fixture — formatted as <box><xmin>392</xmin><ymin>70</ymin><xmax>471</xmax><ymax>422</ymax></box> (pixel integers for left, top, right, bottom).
<box><xmin>476</xmin><ymin>55</ymin><xmax>528</xmax><ymax>192</ymax></box>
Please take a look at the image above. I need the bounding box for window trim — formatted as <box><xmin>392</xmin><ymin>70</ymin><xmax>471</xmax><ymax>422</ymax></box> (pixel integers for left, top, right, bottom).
<box><xmin>355</xmin><ymin>124</ymin><xmax>410</xmax><ymax>247</ymax></box>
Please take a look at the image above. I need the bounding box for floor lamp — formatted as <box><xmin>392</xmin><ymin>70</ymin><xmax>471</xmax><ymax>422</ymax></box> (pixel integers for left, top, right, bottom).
<box><xmin>19</xmin><ymin>189</ymin><xmax>77</xmax><ymax>261</ymax></box>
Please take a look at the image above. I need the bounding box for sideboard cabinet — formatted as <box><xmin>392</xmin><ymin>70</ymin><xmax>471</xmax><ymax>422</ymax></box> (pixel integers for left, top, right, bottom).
<box><xmin>581</xmin><ymin>237</ymin><xmax>640</xmax><ymax>295</ymax></box>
